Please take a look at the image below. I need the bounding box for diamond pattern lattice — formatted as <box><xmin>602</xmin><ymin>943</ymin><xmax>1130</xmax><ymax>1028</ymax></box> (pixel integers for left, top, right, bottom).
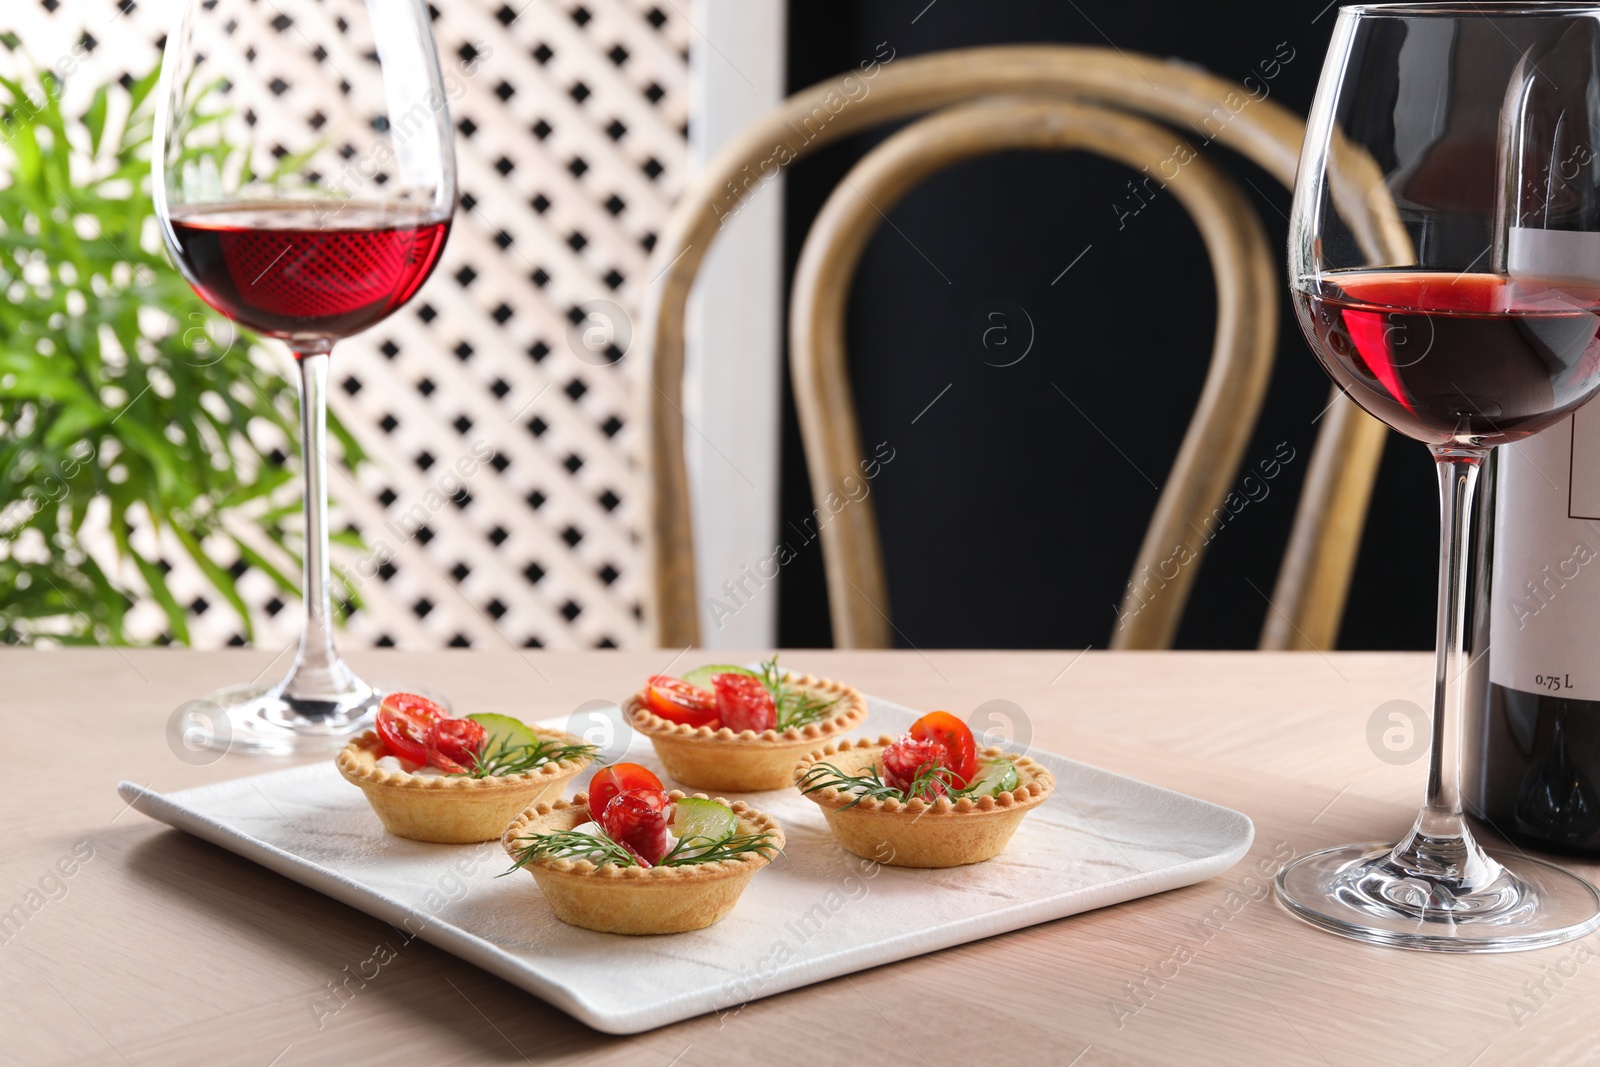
<box><xmin>3</xmin><ymin>0</ymin><xmax>690</xmax><ymax>650</ymax></box>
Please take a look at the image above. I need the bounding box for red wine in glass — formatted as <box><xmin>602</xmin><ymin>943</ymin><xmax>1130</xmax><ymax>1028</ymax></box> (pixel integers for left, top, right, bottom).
<box><xmin>1294</xmin><ymin>270</ymin><xmax>1600</xmax><ymax>446</ymax></box>
<box><xmin>166</xmin><ymin>201</ymin><xmax>451</xmax><ymax>345</ymax></box>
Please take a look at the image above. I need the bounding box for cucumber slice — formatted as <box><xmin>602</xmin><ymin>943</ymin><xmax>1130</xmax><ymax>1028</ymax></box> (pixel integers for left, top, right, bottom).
<box><xmin>681</xmin><ymin>664</ymin><xmax>757</xmax><ymax>691</ymax></box>
<box><xmin>966</xmin><ymin>757</ymin><xmax>1021</xmax><ymax>797</ymax></box>
<box><xmin>671</xmin><ymin>797</ymin><xmax>739</xmax><ymax>857</ymax></box>
<box><xmin>466</xmin><ymin>712</ymin><xmax>539</xmax><ymax>750</ymax></box>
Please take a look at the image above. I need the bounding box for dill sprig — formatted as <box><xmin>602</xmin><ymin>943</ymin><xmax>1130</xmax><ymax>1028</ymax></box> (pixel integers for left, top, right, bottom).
<box><xmin>660</xmin><ymin>830</ymin><xmax>781</xmax><ymax>866</ymax></box>
<box><xmin>502</xmin><ymin>829</ymin><xmax>636</xmax><ymax>873</ymax></box>
<box><xmin>798</xmin><ymin>758</ymin><xmax>962</xmax><ymax>807</ymax></box>
<box><xmin>799</xmin><ymin>755</ymin><xmax>1017</xmax><ymax>806</ymax></box>
<box><xmin>502</xmin><ymin>825</ymin><xmax>780</xmax><ymax>873</ymax></box>
<box><xmin>455</xmin><ymin>733</ymin><xmax>601</xmax><ymax>779</ymax></box>
<box><xmin>757</xmin><ymin>656</ymin><xmax>838</xmax><ymax>730</ymax></box>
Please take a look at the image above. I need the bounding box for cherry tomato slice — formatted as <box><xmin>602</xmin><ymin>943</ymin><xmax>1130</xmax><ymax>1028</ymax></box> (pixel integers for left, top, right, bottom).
<box><xmin>909</xmin><ymin>710</ymin><xmax>978</xmax><ymax>787</ymax></box>
<box><xmin>588</xmin><ymin>762</ymin><xmax>665</xmax><ymax>823</ymax></box>
<box><xmin>425</xmin><ymin>717</ymin><xmax>487</xmax><ymax>773</ymax></box>
<box><xmin>376</xmin><ymin>692</ymin><xmax>446</xmax><ymax>764</ymax></box>
<box><xmin>643</xmin><ymin>675</ymin><xmax>719</xmax><ymax>728</ymax></box>
<box><xmin>602</xmin><ymin>788</ymin><xmax>673</xmax><ymax>866</ymax></box>
<box><xmin>714</xmin><ymin>673</ymin><xmax>776</xmax><ymax>733</ymax></box>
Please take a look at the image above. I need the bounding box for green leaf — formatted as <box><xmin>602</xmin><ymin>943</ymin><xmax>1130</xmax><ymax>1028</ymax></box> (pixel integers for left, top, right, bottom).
<box><xmin>125</xmin><ymin>67</ymin><xmax>161</xmax><ymax>115</ymax></box>
<box><xmin>107</xmin><ymin>505</ymin><xmax>190</xmax><ymax>644</ymax></box>
<box><xmin>75</xmin><ymin>556</ymin><xmax>130</xmax><ymax>644</ymax></box>
<box><xmin>133</xmin><ymin>552</ymin><xmax>192</xmax><ymax>644</ymax></box>
<box><xmin>228</xmin><ymin>535</ymin><xmax>300</xmax><ymax>596</ymax></box>
<box><xmin>171</xmin><ymin>523</ymin><xmax>255</xmax><ymax>644</ymax></box>
<box><xmin>83</xmin><ymin>85</ymin><xmax>109</xmax><ymax>156</ymax></box>
<box><xmin>214</xmin><ymin>463</ymin><xmax>293</xmax><ymax>510</ymax></box>
<box><xmin>41</xmin><ymin>404</ymin><xmax>107</xmax><ymax>448</ymax></box>
<box><xmin>327</xmin><ymin>410</ymin><xmax>368</xmax><ymax>467</ymax></box>
<box><xmin>268</xmin><ymin>135</ymin><xmax>331</xmax><ymax>184</ymax></box>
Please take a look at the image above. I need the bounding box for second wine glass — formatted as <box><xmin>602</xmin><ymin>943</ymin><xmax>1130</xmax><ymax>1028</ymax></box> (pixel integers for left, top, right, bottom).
<box><xmin>1281</xmin><ymin>2</ymin><xmax>1600</xmax><ymax>951</ymax></box>
<box><xmin>153</xmin><ymin>0</ymin><xmax>456</xmax><ymax>752</ymax></box>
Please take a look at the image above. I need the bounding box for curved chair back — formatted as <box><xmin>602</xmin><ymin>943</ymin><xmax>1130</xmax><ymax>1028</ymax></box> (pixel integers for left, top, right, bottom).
<box><xmin>639</xmin><ymin>44</ymin><xmax>1405</xmax><ymax>649</ymax></box>
<box><xmin>790</xmin><ymin>96</ymin><xmax>1277</xmax><ymax>648</ymax></box>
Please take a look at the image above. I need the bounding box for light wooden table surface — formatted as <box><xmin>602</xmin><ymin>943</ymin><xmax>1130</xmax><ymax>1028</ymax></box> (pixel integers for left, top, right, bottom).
<box><xmin>4</xmin><ymin>649</ymin><xmax>1597</xmax><ymax>1067</ymax></box>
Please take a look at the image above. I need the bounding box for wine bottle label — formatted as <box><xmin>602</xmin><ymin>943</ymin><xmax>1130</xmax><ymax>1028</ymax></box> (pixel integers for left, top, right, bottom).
<box><xmin>1491</xmin><ymin>406</ymin><xmax>1600</xmax><ymax>699</ymax></box>
<box><xmin>1508</xmin><ymin>227</ymin><xmax>1600</xmax><ymax>287</ymax></box>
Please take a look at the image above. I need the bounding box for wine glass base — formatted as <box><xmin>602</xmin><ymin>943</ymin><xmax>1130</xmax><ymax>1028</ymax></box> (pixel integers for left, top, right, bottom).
<box><xmin>195</xmin><ymin>680</ymin><xmax>450</xmax><ymax>756</ymax></box>
<box><xmin>1276</xmin><ymin>842</ymin><xmax>1600</xmax><ymax>952</ymax></box>
<box><xmin>197</xmin><ymin>681</ymin><xmax>380</xmax><ymax>756</ymax></box>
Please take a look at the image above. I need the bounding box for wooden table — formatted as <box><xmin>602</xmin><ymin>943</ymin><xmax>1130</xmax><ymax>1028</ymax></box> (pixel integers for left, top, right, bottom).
<box><xmin>4</xmin><ymin>649</ymin><xmax>1596</xmax><ymax>1066</ymax></box>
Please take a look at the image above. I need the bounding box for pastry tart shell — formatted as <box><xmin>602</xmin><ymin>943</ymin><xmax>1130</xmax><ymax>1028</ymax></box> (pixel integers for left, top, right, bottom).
<box><xmin>501</xmin><ymin>791</ymin><xmax>783</xmax><ymax>934</ymax></box>
<box><xmin>794</xmin><ymin>737</ymin><xmax>1054</xmax><ymax>868</ymax></box>
<box><xmin>626</xmin><ymin>672</ymin><xmax>867</xmax><ymax>792</ymax></box>
<box><xmin>337</xmin><ymin>729</ymin><xmax>591</xmax><ymax>844</ymax></box>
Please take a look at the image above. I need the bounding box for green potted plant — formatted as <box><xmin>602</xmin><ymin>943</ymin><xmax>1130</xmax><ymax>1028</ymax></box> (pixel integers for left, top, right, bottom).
<box><xmin>0</xmin><ymin>54</ymin><xmax>363</xmax><ymax>644</ymax></box>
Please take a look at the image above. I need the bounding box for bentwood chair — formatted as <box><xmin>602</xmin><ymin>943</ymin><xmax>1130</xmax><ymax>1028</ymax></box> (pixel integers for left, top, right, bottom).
<box><xmin>638</xmin><ymin>45</ymin><xmax>1411</xmax><ymax>651</ymax></box>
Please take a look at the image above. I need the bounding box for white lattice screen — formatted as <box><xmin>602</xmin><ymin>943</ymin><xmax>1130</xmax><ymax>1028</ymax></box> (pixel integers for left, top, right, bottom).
<box><xmin>5</xmin><ymin>0</ymin><xmax>693</xmax><ymax>650</ymax></box>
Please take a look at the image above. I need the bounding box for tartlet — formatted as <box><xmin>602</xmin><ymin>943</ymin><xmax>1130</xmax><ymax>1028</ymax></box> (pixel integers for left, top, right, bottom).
<box><xmin>501</xmin><ymin>790</ymin><xmax>784</xmax><ymax>934</ymax></box>
<box><xmin>795</xmin><ymin>736</ymin><xmax>1054</xmax><ymax>868</ymax></box>
<box><xmin>627</xmin><ymin>671</ymin><xmax>867</xmax><ymax>791</ymax></box>
<box><xmin>337</xmin><ymin>727</ymin><xmax>592</xmax><ymax>844</ymax></box>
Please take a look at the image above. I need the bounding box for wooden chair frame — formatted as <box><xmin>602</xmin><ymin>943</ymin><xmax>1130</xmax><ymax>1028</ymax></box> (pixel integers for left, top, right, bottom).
<box><xmin>789</xmin><ymin>96</ymin><xmax>1277</xmax><ymax>648</ymax></box>
<box><xmin>638</xmin><ymin>44</ymin><xmax>1401</xmax><ymax>650</ymax></box>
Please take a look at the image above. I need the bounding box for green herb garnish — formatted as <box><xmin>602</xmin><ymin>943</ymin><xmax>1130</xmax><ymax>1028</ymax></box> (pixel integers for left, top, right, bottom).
<box><xmin>798</xmin><ymin>759</ymin><xmax>963</xmax><ymax>807</ymax></box>
<box><xmin>799</xmin><ymin>755</ymin><xmax>1019</xmax><ymax>806</ymax></box>
<box><xmin>502</xmin><ymin>826</ymin><xmax>780</xmax><ymax>873</ymax></box>
<box><xmin>757</xmin><ymin>656</ymin><xmax>839</xmax><ymax>730</ymax></box>
<box><xmin>658</xmin><ymin>831</ymin><xmax>783</xmax><ymax>866</ymax></box>
<box><xmin>455</xmin><ymin>734</ymin><xmax>601</xmax><ymax>779</ymax></box>
<box><xmin>502</xmin><ymin>829</ymin><xmax>637</xmax><ymax>872</ymax></box>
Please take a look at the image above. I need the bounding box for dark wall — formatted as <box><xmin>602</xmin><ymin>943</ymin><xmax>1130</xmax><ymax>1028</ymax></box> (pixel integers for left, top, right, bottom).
<box><xmin>776</xmin><ymin>0</ymin><xmax>1438</xmax><ymax>651</ymax></box>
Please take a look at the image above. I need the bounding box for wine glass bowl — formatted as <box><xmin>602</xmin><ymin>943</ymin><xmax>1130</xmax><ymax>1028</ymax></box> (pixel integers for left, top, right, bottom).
<box><xmin>162</xmin><ymin>203</ymin><xmax>450</xmax><ymax>345</ymax></box>
<box><xmin>153</xmin><ymin>0</ymin><xmax>456</xmax><ymax>751</ymax></box>
<box><xmin>1282</xmin><ymin>2</ymin><xmax>1600</xmax><ymax>950</ymax></box>
<box><xmin>1292</xmin><ymin>270</ymin><xmax>1600</xmax><ymax>446</ymax></box>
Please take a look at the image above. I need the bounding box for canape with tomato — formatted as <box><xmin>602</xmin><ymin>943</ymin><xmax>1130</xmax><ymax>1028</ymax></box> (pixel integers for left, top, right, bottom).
<box><xmin>500</xmin><ymin>764</ymin><xmax>784</xmax><ymax>934</ymax></box>
<box><xmin>795</xmin><ymin>712</ymin><xmax>1054</xmax><ymax>868</ymax></box>
<box><xmin>624</xmin><ymin>658</ymin><xmax>868</xmax><ymax>792</ymax></box>
<box><xmin>336</xmin><ymin>693</ymin><xmax>598</xmax><ymax>843</ymax></box>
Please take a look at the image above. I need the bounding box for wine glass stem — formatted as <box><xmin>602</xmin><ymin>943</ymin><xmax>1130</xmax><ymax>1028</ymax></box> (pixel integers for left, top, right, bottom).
<box><xmin>1388</xmin><ymin>444</ymin><xmax>1499</xmax><ymax>886</ymax></box>
<box><xmin>282</xmin><ymin>348</ymin><xmax>357</xmax><ymax>706</ymax></box>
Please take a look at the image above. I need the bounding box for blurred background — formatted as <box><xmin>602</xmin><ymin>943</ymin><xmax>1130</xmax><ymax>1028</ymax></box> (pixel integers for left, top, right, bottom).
<box><xmin>0</xmin><ymin>0</ymin><xmax>1432</xmax><ymax>654</ymax></box>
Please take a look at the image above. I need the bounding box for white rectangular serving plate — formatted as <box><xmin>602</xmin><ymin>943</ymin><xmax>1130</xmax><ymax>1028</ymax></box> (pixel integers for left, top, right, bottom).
<box><xmin>119</xmin><ymin>692</ymin><xmax>1253</xmax><ymax>1034</ymax></box>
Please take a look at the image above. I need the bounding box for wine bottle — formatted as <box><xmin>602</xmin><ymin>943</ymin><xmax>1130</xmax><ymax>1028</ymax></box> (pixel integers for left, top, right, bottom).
<box><xmin>1464</xmin><ymin>15</ymin><xmax>1600</xmax><ymax>856</ymax></box>
<box><xmin>1465</xmin><ymin>411</ymin><xmax>1600</xmax><ymax>855</ymax></box>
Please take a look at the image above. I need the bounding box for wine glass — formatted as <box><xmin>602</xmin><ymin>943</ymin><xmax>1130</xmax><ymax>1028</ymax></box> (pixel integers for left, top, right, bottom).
<box><xmin>1283</xmin><ymin>2</ymin><xmax>1600</xmax><ymax>950</ymax></box>
<box><xmin>153</xmin><ymin>0</ymin><xmax>455</xmax><ymax>752</ymax></box>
